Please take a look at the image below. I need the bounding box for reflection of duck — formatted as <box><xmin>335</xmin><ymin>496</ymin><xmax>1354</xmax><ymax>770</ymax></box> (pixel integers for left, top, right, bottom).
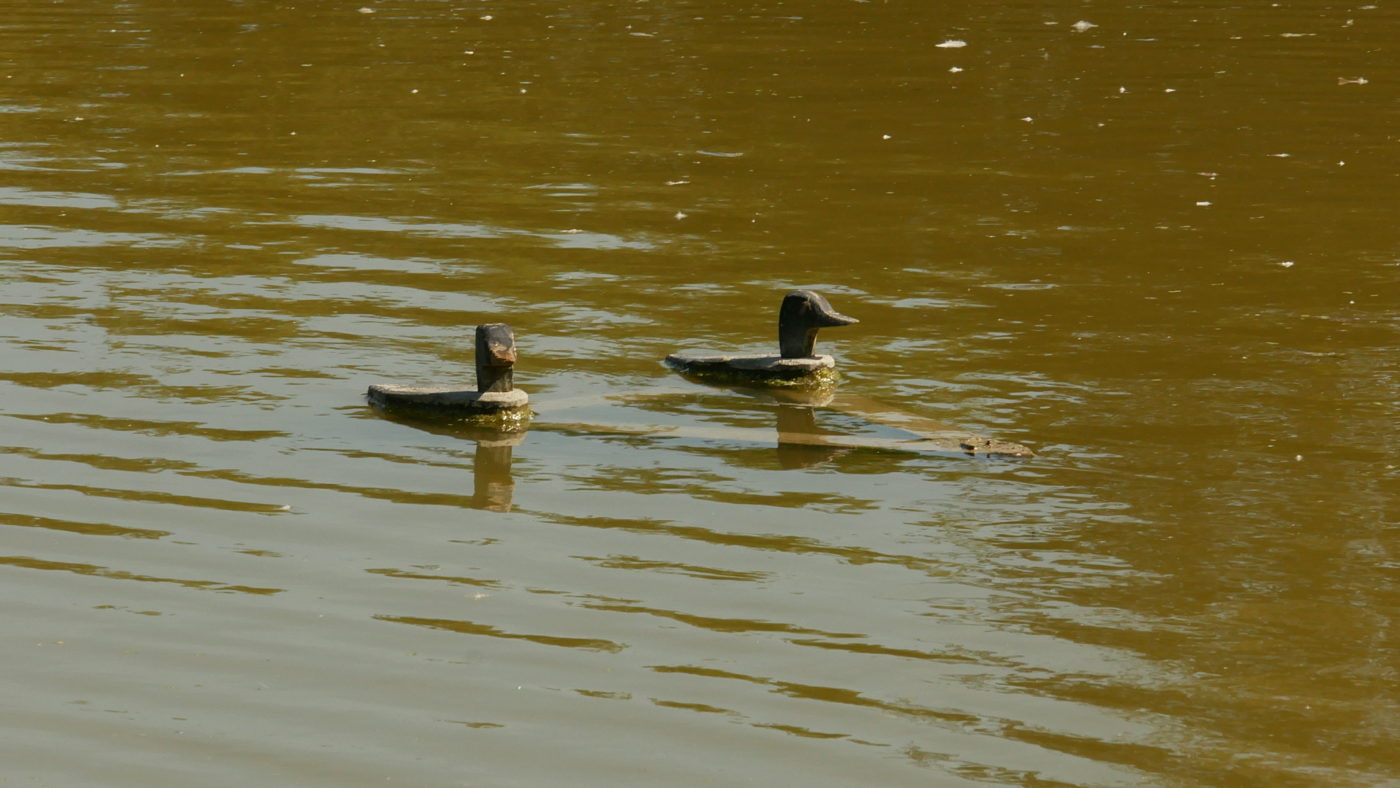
<box><xmin>774</xmin><ymin>404</ymin><xmax>850</xmax><ymax>469</ymax></box>
<box><xmin>665</xmin><ymin>290</ymin><xmax>858</xmax><ymax>386</ymax></box>
<box><xmin>368</xmin><ymin>406</ymin><xmax>525</xmax><ymax>511</ymax></box>
<box><xmin>368</xmin><ymin>323</ymin><xmax>530</xmax><ymax>423</ymax></box>
<box><xmin>471</xmin><ymin>433</ymin><xmax>521</xmax><ymax>512</ymax></box>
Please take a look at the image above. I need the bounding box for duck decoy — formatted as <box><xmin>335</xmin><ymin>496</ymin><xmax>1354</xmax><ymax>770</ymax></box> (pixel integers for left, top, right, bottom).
<box><xmin>367</xmin><ymin>323</ymin><xmax>530</xmax><ymax>423</ymax></box>
<box><xmin>664</xmin><ymin>290</ymin><xmax>858</xmax><ymax>386</ymax></box>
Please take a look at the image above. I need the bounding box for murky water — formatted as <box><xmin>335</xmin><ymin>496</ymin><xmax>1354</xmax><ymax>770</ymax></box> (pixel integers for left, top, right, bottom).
<box><xmin>3</xmin><ymin>1</ymin><xmax>1397</xmax><ymax>785</ymax></box>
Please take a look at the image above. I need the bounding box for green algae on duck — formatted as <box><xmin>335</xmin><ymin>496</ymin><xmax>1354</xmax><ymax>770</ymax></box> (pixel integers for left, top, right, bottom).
<box><xmin>665</xmin><ymin>290</ymin><xmax>857</xmax><ymax>387</ymax></box>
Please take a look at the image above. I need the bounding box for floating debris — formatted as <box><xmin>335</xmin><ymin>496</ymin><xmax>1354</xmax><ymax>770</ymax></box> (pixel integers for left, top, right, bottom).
<box><xmin>1338</xmin><ymin>76</ymin><xmax>1369</xmax><ymax>85</ymax></box>
<box><xmin>1280</xmin><ymin>260</ymin><xmax>1296</xmax><ymax>268</ymax></box>
<box><xmin>1071</xmin><ymin>20</ymin><xmax>1098</xmax><ymax>32</ymax></box>
<box><xmin>936</xmin><ymin>39</ymin><xmax>967</xmax><ymax>48</ymax></box>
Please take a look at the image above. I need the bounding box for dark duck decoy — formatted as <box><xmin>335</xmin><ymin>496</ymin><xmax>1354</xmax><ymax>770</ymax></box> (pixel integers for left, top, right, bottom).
<box><xmin>665</xmin><ymin>290</ymin><xmax>858</xmax><ymax>387</ymax></box>
<box><xmin>368</xmin><ymin>323</ymin><xmax>530</xmax><ymax>421</ymax></box>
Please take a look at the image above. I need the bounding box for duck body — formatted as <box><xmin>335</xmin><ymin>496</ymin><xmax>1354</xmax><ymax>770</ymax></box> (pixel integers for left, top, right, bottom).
<box><xmin>368</xmin><ymin>322</ymin><xmax>531</xmax><ymax>425</ymax></box>
<box><xmin>663</xmin><ymin>352</ymin><xmax>839</xmax><ymax>387</ymax></box>
<box><xmin>665</xmin><ymin>290</ymin><xmax>856</xmax><ymax>387</ymax></box>
<box><xmin>366</xmin><ymin>384</ymin><xmax>529</xmax><ymax>412</ymax></box>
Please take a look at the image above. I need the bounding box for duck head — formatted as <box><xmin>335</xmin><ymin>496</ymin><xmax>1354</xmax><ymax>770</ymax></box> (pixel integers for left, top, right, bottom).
<box><xmin>777</xmin><ymin>290</ymin><xmax>858</xmax><ymax>359</ymax></box>
<box><xmin>474</xmin><ymin>323</ymin><xmax>517</xmax><ymax>393</ymax></box>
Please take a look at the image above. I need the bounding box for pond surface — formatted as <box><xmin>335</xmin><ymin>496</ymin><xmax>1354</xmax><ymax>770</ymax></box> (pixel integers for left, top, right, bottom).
<box><xmin>3</xmin><ymin>1</ymin><xmax>1397</xmax><ymax>784</ymax></box>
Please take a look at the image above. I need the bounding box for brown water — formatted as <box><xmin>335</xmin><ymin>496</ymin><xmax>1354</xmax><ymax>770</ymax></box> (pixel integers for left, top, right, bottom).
<box><xmin>3</xmin><ymin>1</ymin><xmax>1398</xmax><ymax>785</ymax></box>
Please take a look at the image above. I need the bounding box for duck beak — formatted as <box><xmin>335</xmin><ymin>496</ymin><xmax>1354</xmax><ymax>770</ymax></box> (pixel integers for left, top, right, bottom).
<box><xmin>806</xmin><ymin>293</ymin><xmax>857</xmax><ymax>327</ymax></box>
<box><xmin>485</xmin><ymin>340</ymin><xmax>516</xmax><ymax>366</ymax></box>
<box><xmin>816</xmin><ymin>306</ymin><xmax>858</xmax><ymax>327</ymax></box>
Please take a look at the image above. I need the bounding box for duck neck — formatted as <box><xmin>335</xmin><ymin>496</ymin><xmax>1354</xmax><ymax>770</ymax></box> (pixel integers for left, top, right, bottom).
<box><xmin>778</xmin><ymin>295</ymin><xmax>819</xmax><ymax>358</ymax></box>
<box><xmin>477</xmin><ymin>365</ymin><xmax>513</xmax><ymax>393</ymax></box>
<box><xmin>778</xmin><ymin>324</ymin><xmax>819</xmax><ymax>358</ymax></box>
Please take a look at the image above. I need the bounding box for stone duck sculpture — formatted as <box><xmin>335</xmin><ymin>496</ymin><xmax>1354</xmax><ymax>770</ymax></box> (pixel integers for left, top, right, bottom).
<box><xmin>665</xmin><ymin>290</ymin><xmax>858</xmax><ymax>386</ymax></box>
<box><xmin>367</xmin><ymin>323</ymin><xmax>530</xmax><ymax>422</ymax></box>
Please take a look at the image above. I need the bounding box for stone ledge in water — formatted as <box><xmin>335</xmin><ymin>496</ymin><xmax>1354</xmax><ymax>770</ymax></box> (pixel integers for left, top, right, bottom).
<box><xmin>367</xmin><ymin>384</ymin><xmax>531</xmax><ymax>425</ymax></box>
<box><xmin>952</xmin><ymin>435</ymin><xmax>1035</xmax><ymax>458</ymax></box>
<box><xmin>664</xmin><ymin>353</ymin><xmax>839</xmax><ymax>388</ymax></box>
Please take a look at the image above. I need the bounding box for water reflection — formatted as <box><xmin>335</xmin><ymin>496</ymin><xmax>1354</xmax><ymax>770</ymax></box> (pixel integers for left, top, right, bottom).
<box><xmin>469</xmin><ymin>429</ymin><xmax>521</xmax><ymax>512</ymax></box>
<box><xmin>376</xmin><ymin>614</ymin><xmax>625</xmax><ymax>653</ymax></box>
<box><xmin>664</xmin><ymin>383</ymin><xmax>854</xmax><ymax>469</ymax></box>
<box><xmin>0</xmin><ymin>555</ymin><xmax>281</xmax><ymax>595</ymax></box>
<box><xmin>611</xmin><ymin>381</ymin><xmax>1034</xmax><ymax>465</ymax></box>
<box><xmin>369</xmin><ymin>407</ymin><xmax>524</xmax><ymax>512</ymax></box>
<box><xmin>773</xmin><ymin>404</ymin><xmax>847</xmax><ymax>469</ymax></box>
